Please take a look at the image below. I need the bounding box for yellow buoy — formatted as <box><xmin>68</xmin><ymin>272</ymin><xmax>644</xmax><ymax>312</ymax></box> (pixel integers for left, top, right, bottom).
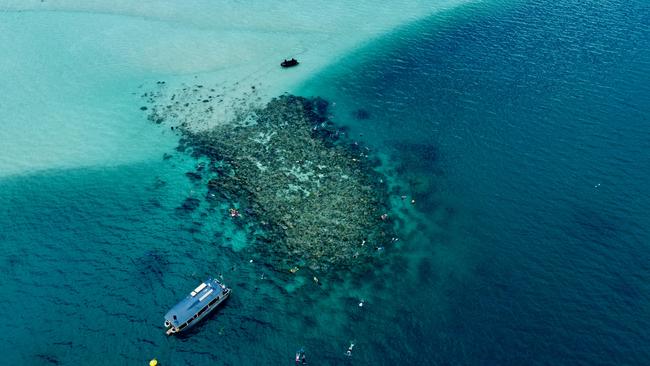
<box><xmin>149</xmin><ymin>359</ymin><xmax>158</xmax><ymax>366</ymax></box>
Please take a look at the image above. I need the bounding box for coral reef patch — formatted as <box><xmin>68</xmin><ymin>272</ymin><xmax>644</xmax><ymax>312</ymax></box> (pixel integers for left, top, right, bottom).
<box><xmin>146</xmin><ymin>91</ymin><xmax>395</xmax><ymax>270</ymax></box>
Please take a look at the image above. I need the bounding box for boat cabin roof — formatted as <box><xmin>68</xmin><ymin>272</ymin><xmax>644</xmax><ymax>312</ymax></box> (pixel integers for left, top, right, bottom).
<box><xmin>164</xmin><ymin>278</ymin><xmax>226</xmax><ymax>327</ymax></box>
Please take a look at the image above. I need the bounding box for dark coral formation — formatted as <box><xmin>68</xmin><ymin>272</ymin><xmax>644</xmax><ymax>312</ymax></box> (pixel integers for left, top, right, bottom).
<box><xmin>352</xmin><ymin>108</ymin><xmax>371</xmax><ymax>120</ymax></box>
<box><xmin>177</xmin><ymin>197</ymin><xmax>201</xmax><ymax>213</ymax></box>
<box><xmin>137</xmin><ymin>80</ymin><xmax>263</xmax><ymax>130</ymax></box>
<box><xmin>176</xmin><ymin>95</ymin><xmax>394</xmax><ymax>270</ymax></box>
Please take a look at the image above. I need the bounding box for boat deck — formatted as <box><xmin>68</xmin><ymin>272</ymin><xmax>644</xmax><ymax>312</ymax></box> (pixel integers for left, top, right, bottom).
<box><xmin>164</xmin><ymin>278</ymin><xmax>228</xmax><ymax>329</ymax></box>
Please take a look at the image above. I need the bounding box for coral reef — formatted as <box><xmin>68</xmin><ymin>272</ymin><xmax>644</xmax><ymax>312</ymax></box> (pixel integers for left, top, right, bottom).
<box><xmin>138</xmin><ymin>79</ymin><xmax>263</xmax><ymax>131</ymax></box>
<box><xmin>146</xmin><ymin>89</ymin><xmax>395</xmax><ymax>270</ymax></box>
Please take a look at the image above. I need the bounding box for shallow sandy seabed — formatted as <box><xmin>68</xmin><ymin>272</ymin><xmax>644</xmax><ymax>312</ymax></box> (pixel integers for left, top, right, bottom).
<box><xmin>3</xmin><ymin>0</ymin><xmax>473</xmax><ymax>127</ymax></box>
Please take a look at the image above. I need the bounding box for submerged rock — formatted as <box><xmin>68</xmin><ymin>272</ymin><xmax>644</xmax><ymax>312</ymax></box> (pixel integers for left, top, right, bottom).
<box><xmin>177</xmin><ymin>197</ymin><xmax>201</xmax><ymax>213</ymax></box>
<box><xmin>185</xmin><ymin>171</ymin><xmax>202</xmax><ymax>182</ymax></box>
<box><xmin>352</xmin><ymin>108</ymin><xmax>371</xmax><ymax>120</ymax></box>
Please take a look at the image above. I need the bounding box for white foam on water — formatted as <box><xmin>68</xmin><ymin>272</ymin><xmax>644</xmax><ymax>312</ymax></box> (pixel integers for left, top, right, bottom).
<box><xmin>0</xmin><ymin>0</ymin><xmax>475</xmax><ymax>177</ymax></box>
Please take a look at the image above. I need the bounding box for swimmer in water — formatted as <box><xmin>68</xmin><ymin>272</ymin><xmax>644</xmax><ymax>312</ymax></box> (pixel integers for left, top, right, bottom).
<box><xmin>296</xmin><ymin>348</ymin><xmax>306</xmax><ymax>365</ymax></box>
<box><xmin>345</xmin><ymin>342</ymin><xmax>355</xmax><ymax>356</ymax></box>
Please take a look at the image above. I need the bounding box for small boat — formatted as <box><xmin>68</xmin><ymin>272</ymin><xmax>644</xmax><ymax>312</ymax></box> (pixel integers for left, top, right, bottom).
<box><xmin>281</xmin><ymin>58</ymin><xmax>299</xmax><ymax>68</ymax></box>
<box><xmin>164</xmin><ymin>278</ymin><xmax>231</xmax><ymax>335</ymax></box>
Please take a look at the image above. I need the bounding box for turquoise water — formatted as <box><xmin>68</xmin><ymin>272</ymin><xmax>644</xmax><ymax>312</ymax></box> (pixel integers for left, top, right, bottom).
<box><xmin>2</xmin><ymin>1</ymin><xmax>650</xmax><ymax>365</ymax></box>
<box><xmin>0</xmin><ymin>11</ymin><xmax>181</xmax><ymax>177</ymax></box>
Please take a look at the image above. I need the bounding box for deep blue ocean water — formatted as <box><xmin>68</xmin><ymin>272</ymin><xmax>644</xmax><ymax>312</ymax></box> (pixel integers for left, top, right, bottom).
<box><xmin>2</xmin><ymin>0</ymin><xmax>650</xmax><ymax>365</ymax></box>
<box><xmin>301</xmin><ymin>0</ymin><xmax>650</xmax><ymax>364</ymax></box>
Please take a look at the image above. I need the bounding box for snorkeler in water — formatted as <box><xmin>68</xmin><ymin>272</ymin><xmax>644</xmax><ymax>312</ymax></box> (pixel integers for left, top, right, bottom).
<box><xmin>345</xmin><ymin>342</ymin><xmax>355</xmax><ymax>357</ymax></box>
<box><xmin>295</xmin><ymin>348</ymin><xmax>306</xmax><ymax>364</ymax></box>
